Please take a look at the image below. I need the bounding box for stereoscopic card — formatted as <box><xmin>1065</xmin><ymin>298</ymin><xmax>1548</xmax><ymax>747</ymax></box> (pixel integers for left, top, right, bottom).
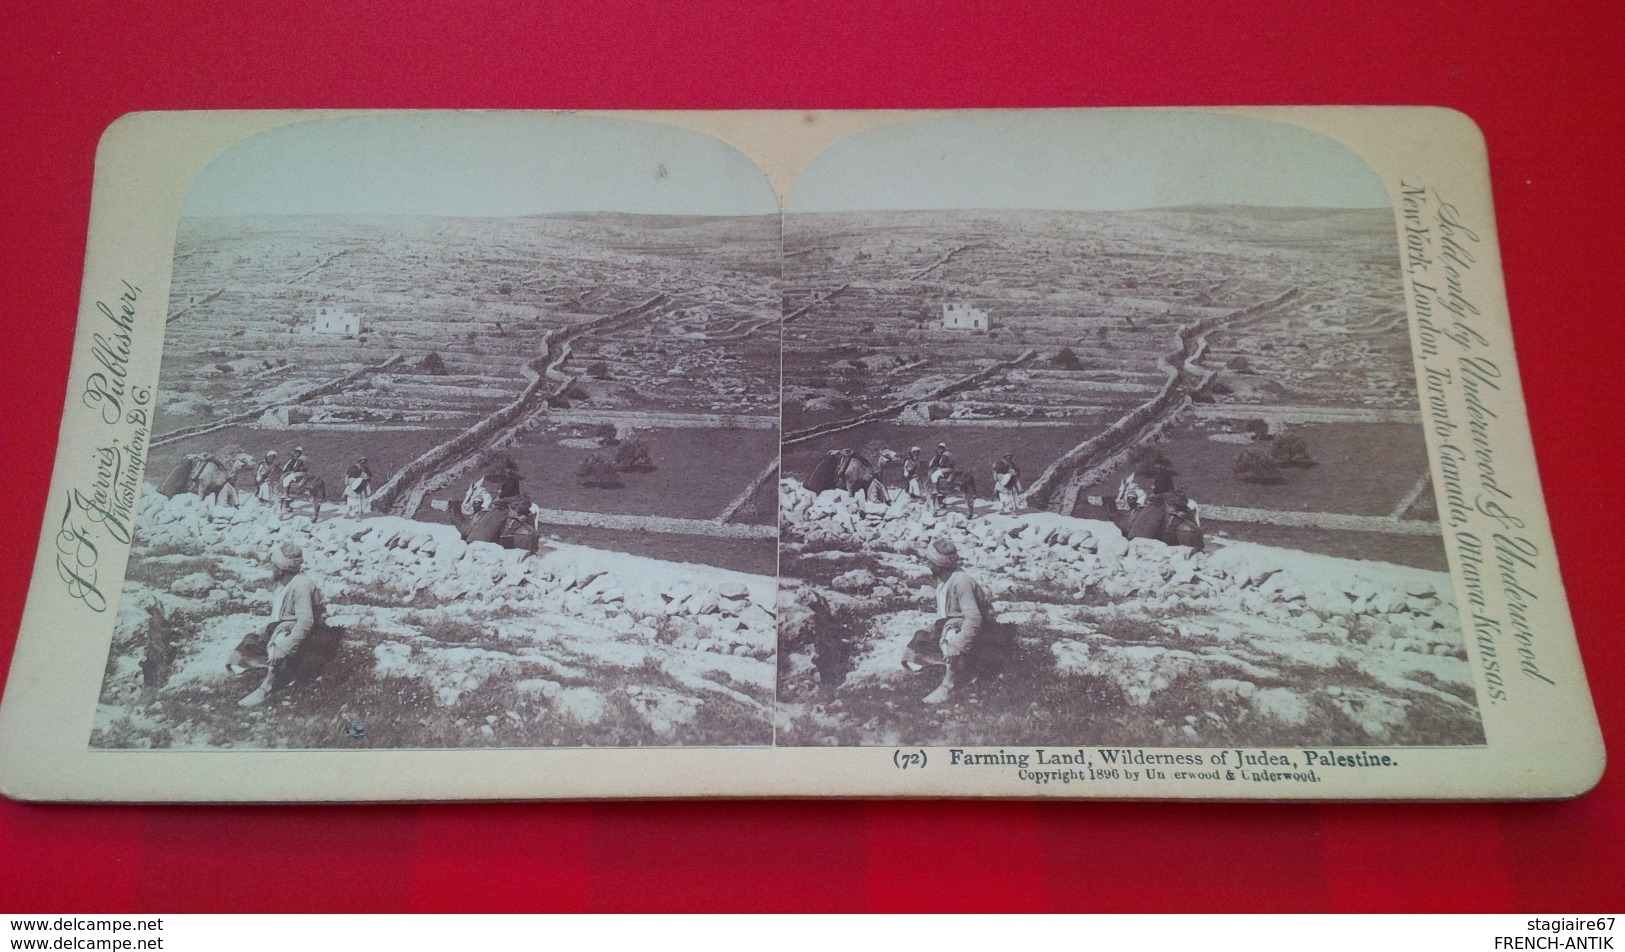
<box><xmin>0</xmin><ymin>109</ymin><xmax>1603</xmax><ymax>800</ymax></box>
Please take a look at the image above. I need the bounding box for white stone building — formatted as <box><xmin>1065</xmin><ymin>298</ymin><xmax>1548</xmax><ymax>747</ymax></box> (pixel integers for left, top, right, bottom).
<box><xmin>941</xmin><ymin>302</ymin><xmax>989</xmax><ymax>332</ymax></box>
<box><xmin>314</xmin><ymin>305</ymin><xmax>362</xmax><ymax>337</ymax></box>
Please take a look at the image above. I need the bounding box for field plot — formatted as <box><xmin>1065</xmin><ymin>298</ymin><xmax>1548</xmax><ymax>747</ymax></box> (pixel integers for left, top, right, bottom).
<box><xmin>1095</xmin><ymin>420</ymin><xmax>1432</xmax><ymax>518</ymax></box>
<box><xmin>782</xmin><ymin>206</ymin><xmax>1444</xmax><ymax>566</ymax></box>
<box><xmin>152</xmin><ymin>213</ymin><xmax>780</xmax><ymax>548</ymax></box>
<box><xmin>159</xmin><ymin>213</ymin><xmax>780</xmax><ymax>431</ymax></box>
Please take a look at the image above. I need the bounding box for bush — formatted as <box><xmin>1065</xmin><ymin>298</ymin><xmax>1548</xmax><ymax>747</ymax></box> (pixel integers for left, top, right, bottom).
<box><xmin>1051</xmin><ymin>346</ymin><xmax>1082</xmax><ymax>370</ymax></box>
<box><xmin>578</xmin><ymin>423</ymin><xmax>618</xmax><ymax>445</ymax></box>
<box><xmin>1235</xmin><ymin>450</ymin><xmax>1284</xmax><ymax>483</ymax></box>
<box><xmin>614</xmin><ymin>438</ymin><xmax>655</xmax><ymax>472</ymax></box>
<box><xmin>1227</xmin><ymin>355</ymin><xmax>1252</xmax><ymax>373</ymax></box>
<box><xmin>1242</xmin><ymin>418</ymin><xmax>1271</xmax><ymax>441</ymax></box>
<box><xmin>1270</xmin><ymin>434</ymin><xmax>1315</xmax><ymax>467</ymax></box>
<box><xmin>587</xmin><ymin>360</ymin><xmax>610</xmax><ymax>379</ymax></box>
<box><xmin>417</xmin><ymin>352</ymin><xmax>448</xmax><ymax>376</ymax></box>
<box><xmin>1128</xmin><ymin>445</ymin><xmax>1170</xmax><ymax>469</ymax></box>
<box><xmin>576</xmin><ymin>454</ymin><xmax>622</xmax><ymax>488</ymax></box>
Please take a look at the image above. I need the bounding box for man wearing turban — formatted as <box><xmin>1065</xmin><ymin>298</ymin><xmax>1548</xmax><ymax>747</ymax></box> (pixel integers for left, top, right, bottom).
<box><xmin>916</xmin><ymin>537</ymin><xmax>997</xmax><ymax>704</ymax></box>
<box><xmin>237</xmin><ymin>540</ymin><xmax>328</xmax><ymax>707</ymax></box>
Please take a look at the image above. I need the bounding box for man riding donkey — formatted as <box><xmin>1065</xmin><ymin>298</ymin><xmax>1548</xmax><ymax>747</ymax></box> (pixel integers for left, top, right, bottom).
<box><xmin>279</xmin><ymin>446</ymin><xmax>310</xmax><ymax>513</ymax></box>
<box><xmin>926</xmin><ymin>442</ymin><xmax>957</xmax><ymax>515</ymax></box>
<box><xmin>902</xmin><ymin>538</ymin><xmax>1012</xmax><ymax>704</ymax></box>
<box><xmin>1115</xmin><ymin>453</ymin><xmax>1202</xmax><ymax>549</ymax></box>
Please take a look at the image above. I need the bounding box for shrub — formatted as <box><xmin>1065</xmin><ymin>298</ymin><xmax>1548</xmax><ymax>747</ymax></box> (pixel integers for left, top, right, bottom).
<box><xmin>1235</xmin><ymin>450</ymin><xmax>1284</xmax><ymax>483</ymax></box>
<box><xmin>576</xmin><ymin>454</ymin><xmax>621</xmax><ymax>488</ymax></box>
<box><xmin>587</xmin><ymin>360</ymin><xmax>610</xmax><ymax>379</ymax></box>
<box><xmin>1051</xmin><ymin>346</ymin><xmax>1082</xmax><ymax>370</ymax></box>
<box><xmin>1270</xmin><ymin>434</ymin><xmax>1315</xmax><ymax>467</ymax></box>
<box><xmin>614</xmin><ymin>438</ymin><xmax>655</xmax><ymax>472</ymax></box>
<box><xmin>1227</xmin><ymin>355</ymin><xmax>1252</xmax><ymax>373</ymax></box>
<box><xmin>416</xmin><ymin>352</ymin><xmax>448</xmax><ymax>375</ymax></box>
<box><xmin>577</xmin><ymin>423</ymin><xmax>618</xmax><ymax>445</ymax></box>
<box><xmin>1242</xmin><ymin>418</ymin><xmax>1271</xmax><ymax>441</ymax></box>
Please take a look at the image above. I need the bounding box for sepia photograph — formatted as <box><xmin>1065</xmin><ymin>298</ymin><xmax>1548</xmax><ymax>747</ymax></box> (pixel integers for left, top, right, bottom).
<box><xmin>92</xmin><ymin>113</ymin><xmax>783</xmax><ymax>750</ymax></box>
<box><xmin>775</xmin><ymin>112</ymin><xmax>1484</xmax><ymax>749</ymax></box>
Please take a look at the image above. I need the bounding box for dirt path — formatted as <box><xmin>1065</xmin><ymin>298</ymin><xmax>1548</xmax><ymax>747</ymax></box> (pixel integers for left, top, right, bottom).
<box><xmin>1190</xmin><ymin>405</ymin><xmax>1423</xmax><ymax>425</ymax></box>
<box><xmin>1200</xmin><ymin>504</ymin><xmax>1441</xmax><ymax>535</ymax></box>
<box><xmin>532</xmin><ymin>506</ymin><xmax>776</xmax><ymax>539</ymax></box>
<box><xmin>547</xmin><ymin>409</ymin><xmax>778</xmax><ymax>430</ymax></box>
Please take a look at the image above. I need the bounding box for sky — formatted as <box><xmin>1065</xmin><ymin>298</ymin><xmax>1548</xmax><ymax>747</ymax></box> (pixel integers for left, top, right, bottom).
<box><xmin>182</xmin><ymin>110</ymin><xmax>1390</xmax><ymax>219</ymax></box>
<box><xmin>788</xmin><ymin>111</ymin><xmax>1391</xmax><ymax>213</ymax></box>
<box><xmin>181</xmin><ymin>113</ymin><xmax>779</xmax><ymax>218</ymax></box>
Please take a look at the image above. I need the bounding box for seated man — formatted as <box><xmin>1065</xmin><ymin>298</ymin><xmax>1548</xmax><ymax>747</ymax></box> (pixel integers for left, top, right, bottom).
<box><xmin>927</xmin><ymin>441</ymin><xmax>955</xmax><ymax>486</ymax></box>
<box><xmin>1116</xmin><ymin>469</ymin><xmax>1153</xmax><ymax>512</ymax></box>
<box><xmin>496</xmin><ymin>459</ymin><xmax>522</xmax><ymax>502</ymax></box>
<box><xmin>280</xmin><ymin>446</ymin><xmax>310</xmax><ymax>492</ymax></box>
<box><xmin>236</xmin><ymin>541</ymin><xmax>329</xmax><ymax>707</ymax></box>
<box><xmin>904</xmin><ymin>538</ymin><xmax>1007</xmax><ymax>704</ymax></box>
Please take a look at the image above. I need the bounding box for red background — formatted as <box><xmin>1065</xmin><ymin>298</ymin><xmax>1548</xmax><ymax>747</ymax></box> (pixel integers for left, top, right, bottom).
<box><xmin>2</xmin><ymin>1</ymin><xmax>1621</xmax><ymax>912</ymax></box>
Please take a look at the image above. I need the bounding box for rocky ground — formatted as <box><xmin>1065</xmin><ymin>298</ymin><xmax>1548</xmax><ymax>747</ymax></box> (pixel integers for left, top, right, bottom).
<box><xmin>94</xmin><ymin>486</ymin><xmax>777</xmax><ymax>749</ymax></box>
<box><xmin>777</xmin><ymin>480</ymin><xmax>1484</xmax><ymax>748</ymax></box>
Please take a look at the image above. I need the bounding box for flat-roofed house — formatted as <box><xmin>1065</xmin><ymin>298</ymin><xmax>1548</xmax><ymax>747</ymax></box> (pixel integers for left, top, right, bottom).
<box><xmin>314</xmin><ymin>305</ymin><xmax>362</xmax><ymax>337</ymax></box>
<box><xmin>942</xmin><ymin>302</ymin><xmax>989</xmax><ymax>332</ymax></box>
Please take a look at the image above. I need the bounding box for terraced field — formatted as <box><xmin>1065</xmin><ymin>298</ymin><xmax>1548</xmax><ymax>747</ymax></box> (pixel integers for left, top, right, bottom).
<box><xmin>780</xmin><ymin>206</ymin><xmax>1444</xmax><ymax>566</ymax></box>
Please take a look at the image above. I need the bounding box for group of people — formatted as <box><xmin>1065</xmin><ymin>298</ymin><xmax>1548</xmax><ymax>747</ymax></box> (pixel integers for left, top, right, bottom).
<box><xmin>251</xmin><ymin>447</ymin><xmax>376</xmax><ymax>517</ymax></box>
<box><xmin>897</xmin><ymin>442</ymin><xmax>1024</xmax><ymax>515</ymax></box>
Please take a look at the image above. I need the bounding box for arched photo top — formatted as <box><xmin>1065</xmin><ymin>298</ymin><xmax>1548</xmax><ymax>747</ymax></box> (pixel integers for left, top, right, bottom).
<box><xmin>182</xmin><ymin>112</ymin><xmax>779</xmax><ymax>218</ymax></box>
<box><xmin>787</xmin><ymin>110</ymin><xmax>1389</xmax><ymax>213</ymax></box>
